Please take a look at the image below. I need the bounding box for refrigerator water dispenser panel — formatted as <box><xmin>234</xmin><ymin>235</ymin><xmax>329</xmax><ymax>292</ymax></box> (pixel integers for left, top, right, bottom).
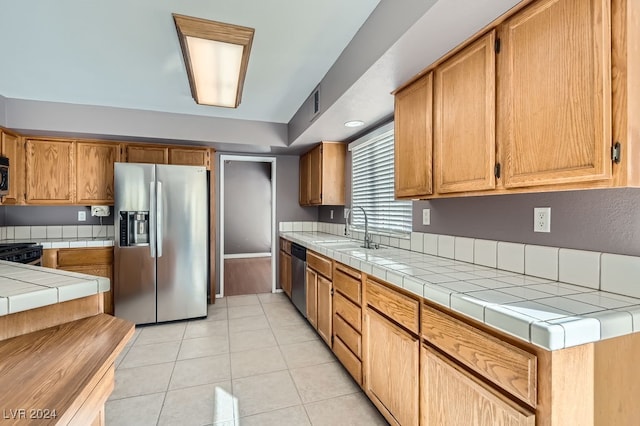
<box><xmin>119</xmin><ymin>211</ymin><xmax>150</xmax><ymax>246</ymax></box>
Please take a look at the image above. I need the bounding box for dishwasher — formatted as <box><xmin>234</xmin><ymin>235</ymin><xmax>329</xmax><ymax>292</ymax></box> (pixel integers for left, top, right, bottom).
<box><xmin>290</xmin><ymin>243</ymin><xmax>307</xmax><ymax>317</ymax></box>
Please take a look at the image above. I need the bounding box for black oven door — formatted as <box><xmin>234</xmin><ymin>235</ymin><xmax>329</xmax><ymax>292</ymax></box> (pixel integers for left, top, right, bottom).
<box><xmin>0</xmin><ymin>155</ymin><xmax>9</xmax><ymax>197</ymax></box>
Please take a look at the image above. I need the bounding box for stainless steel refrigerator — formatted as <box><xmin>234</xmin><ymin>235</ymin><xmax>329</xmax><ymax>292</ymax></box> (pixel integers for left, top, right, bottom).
<box><xmin>114</xmin><ymin>162</ymin><xmax>208</xmax><ymax>325</ymax></box>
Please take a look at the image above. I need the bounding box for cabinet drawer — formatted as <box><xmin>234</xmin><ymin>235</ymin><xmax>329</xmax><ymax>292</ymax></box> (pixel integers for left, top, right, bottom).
<box><xmin>366</xmin><ymin>278</ymin><xmax>419</xmax><ymax>334</ymax></box>
<box><xmin>334</xmin><ymin>292</ymin><xmax>362</xmax><ymax>333</ymax></box>
<box><xmin>280</xmin><ymin>238</ymin><xmax>291</xmax><ymax>254</ymax></box>
<box><xmin>56</xmin><ymin>247</ymin><xmax>114</xmax><ymax>267</ymax></box>
<box><xmin>333</xmin><ymin>264</ymin><xmax>362</xmax><ymax>306</ymax></box>
<box><xmin>422</xmin><ymin>305</ymin><xmax>537</xmax><ymax>407</ymax></box>
<box><xmin>334</xmin><ymin>312</ymin><xmax>361</xmax><ymax>359</ymax></box>
<box><xmin>333</xmin><ymin>336</ymin><xmax>362</xmax><ymax>385</ymax></box>
<box><xmin>307</xmin><ymin>251</ymin><xmax>332</xmax><ymax>279</ymax></box>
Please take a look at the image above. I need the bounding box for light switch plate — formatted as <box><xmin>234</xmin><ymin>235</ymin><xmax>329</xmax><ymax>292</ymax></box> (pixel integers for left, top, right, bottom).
<box><xmin>330</xmin><ymin>209</ymin><xmax>334</xmax><ymax>220</ymax></box>
<box><xmin>78</xmin><ymin>211</ymin><xmax>86</xmax><ymax>222</ymax></box>
<box><xmin>422</xmin><ymin>209</ymin><xmax>431</xmax><ymax>226</ymax></box>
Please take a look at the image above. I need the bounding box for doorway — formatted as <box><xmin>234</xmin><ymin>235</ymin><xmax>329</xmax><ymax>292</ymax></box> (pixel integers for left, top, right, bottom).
<box><xmin>219</xmin><ymin>155</ymin><xmax>276</xmax><ymax>297</ymax></box>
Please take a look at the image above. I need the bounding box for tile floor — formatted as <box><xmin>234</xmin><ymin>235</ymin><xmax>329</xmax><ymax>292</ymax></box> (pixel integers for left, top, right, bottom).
<box><xmin>106</xmin><ymin>293</ymin><xmax>387</xmax><ymax>425</ymax></box>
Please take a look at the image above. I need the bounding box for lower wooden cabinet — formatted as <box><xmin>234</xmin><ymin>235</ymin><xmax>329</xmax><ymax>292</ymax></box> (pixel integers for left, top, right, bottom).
<box><xmin>279</xmin><ymin>249</ymin><xmax>291</xmax><ymax>298</ymax></box>
<box><xmin>316</xmin><ymin>275</ymin><xmax>332</xmax><ymax>345</ymax></box>
<box><xmin>306</xmin><ymin>267</ymin><xmax>318</xmax><ymax>329</ymax></box>
<box><xmin>364</xmin><ymin>308</ymin><xmax>419</xmax><ymax>426</ymax></box>
<box><xmin>43</xmin><ymin>247</ymin><xmax>114</xmax><ymax>315</ymax></box>
<box><xmin>421</xmin><ymin>345</ymin><xmax>535</xmax><ymax>426</ymax></box>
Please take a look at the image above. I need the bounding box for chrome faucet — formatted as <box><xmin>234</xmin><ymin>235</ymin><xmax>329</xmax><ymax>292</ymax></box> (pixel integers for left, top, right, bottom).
<box><xmin>345</xmin><ymin>206</ymin><xmax>377</xmax><ymax>249</ymax></box>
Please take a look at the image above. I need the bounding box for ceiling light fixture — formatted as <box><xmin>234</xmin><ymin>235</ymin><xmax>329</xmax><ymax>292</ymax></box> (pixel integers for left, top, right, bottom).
<box><xmin>173</xmin><ymin>14</ymin><xmax>254</xmax><ymax>108</ymax></box>
<box><xmin>344</xmin><ymin>120</ymin><xmax>365</xmax><ymax>128</ymax></box>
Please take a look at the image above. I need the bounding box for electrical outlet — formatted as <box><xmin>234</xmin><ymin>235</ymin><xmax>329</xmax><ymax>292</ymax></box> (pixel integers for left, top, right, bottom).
<box><xmin>534</xmin><ymin>207</ymin><xmax>551</xmax><ymax>233</ymax></box>
<box><xmin>91</xmin><ymin>205</ymin><xmax>110</xmax><ymax>217</ymax></box>
<box><xmin>330</xmin><ymin>209</ymin><xmax>334</xmax><ymax>220</ymax></box>
<box><xmin>78</xmin><ymin>211</ymin><xmax>86</xmax><ymax>222</ymax></box>
<box><xmin>422</xmin><ymin>209</ymin><xmax>431</xmax><ymax>226</ymax></box>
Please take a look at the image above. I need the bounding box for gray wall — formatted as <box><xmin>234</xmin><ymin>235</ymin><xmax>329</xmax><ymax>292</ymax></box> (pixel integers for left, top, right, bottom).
<box><xmin>413</xmin><ymin>188</ymin><xmax>640</xmax><ymax>257</ymax></box>
<box><xmin>0</xmin><ymin>95</ymin><xmax>6</xmax><ymax>127</ymax></box>
<box><xmin>1</xmin><ymin>205</ymin><xmax>114</xmax><ymax>226</ymax></box>
<box><xmin>223</xmin><ymin>161</ymin><xmax>272</xmax><ymax>254</ymax></box>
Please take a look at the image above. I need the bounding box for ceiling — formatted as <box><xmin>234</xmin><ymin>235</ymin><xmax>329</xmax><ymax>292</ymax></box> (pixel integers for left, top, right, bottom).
<box><xmin>0</xmin><ymin>0</ymin><xmax>523</xmax><ymax>153</ymax></box>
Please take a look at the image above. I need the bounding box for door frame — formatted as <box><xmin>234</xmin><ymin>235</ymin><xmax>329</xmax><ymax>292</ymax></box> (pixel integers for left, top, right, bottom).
<box><xmin>219</xmin><ymin>155</ymin><xmax>277</xmax><ymax>298</ymax></box>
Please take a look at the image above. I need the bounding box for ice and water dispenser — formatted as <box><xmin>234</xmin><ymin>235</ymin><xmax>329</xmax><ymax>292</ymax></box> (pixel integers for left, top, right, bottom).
<box><xmin>119</xmin><ymin>211</ymin><xmax>150</xmax><ymax>246</ymax></box>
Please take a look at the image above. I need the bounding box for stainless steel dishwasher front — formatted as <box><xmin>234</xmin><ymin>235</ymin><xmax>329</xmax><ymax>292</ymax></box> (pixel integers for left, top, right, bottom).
<box><xmin>290</xmin><ymin>243</ymin><xmax>307</xmax><ymax>317</ymax></box>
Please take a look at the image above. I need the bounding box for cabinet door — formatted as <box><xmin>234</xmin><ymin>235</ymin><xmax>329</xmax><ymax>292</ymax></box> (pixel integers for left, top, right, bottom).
<box><xmin>364</xmin><ymin>308</ymin><xmax>419</xmax><ymax>426</ymax></box>
<box><xmin>76</xmin><ymin>142</ymin><xmax>120</xmax><ymax>205</ymax></box>
<box><xmin>306</xmin><ymin>267</ymin><xmax>318</xmax><ymax>328</ymax></box>
<box><xmin>394</xmin><ymin>73</ymin><xmax>433</xmax><ymax>199</ymax></box>
<box><xmin>64</xmin><ymin>264</ymin><xmax>114</xmax><ymax>315</ymax></box>
<box><xmin>435</xmin><ymin>31</ymin><xmax>496</xmax><ymax>194</ymax></box>
<box><xmin>169</xmin><ymin>147</ymin><xmax>211</xmax><ymax>169</ymax></box>
<box><xmin>126</xmin><ymin>145</ymin><xmax>168</xmax><ymax>164</ymax></box>
<box><xmin>421</xmin><ymin>345</ymin><xmax>535</xmax><ymax>426</ymax></box>
<box><xmin>316</xmin><ymin>274</ymin><xmax>332</xmax><ymax>347</ymax></box>
<box><xmin>299</xmin><ymin>153</ymin><xmax>310</xmax><ymax>206</ymax></box>
<box><xmin>25</xmin><ymin>139</ymin><xmax>75</xmax><ymax>204</ymax></box>
<box><xmin>283</xmin><ymin>253</ymin><xmax>291</xmax><ymax>298</ymax></box>
<box><xmin>308</xmin><ymin>145</ymin><xmax>323</xmax><ymax>205</ymax></box>
<box><xmin>0</xmin><ymin>130</ymin><xmax>23</xmax><ymax>204</ymax></box>
<box><xmin>499</xmin><ymin>0</ymin><xmax>611</xmax><ymax>188</ymax></box>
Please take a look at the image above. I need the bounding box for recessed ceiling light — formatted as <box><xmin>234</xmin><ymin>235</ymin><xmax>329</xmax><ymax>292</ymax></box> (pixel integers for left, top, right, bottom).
<box><xmin>173</xmin><ymin>14</ymin><xmax>254</xmax><ymax>108</ymax></box>
<box><xmin>344</xmin><ymin>120</ymin><xmax>364</xmax><ymax>128</ymax></box>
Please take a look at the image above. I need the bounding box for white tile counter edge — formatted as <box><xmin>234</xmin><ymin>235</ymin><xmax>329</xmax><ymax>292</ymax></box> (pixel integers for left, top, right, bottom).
<box><xmin>0</xmin><ymin>238</ymin><xmax>114</xmax><ymax>249</ymax></box>
<box><xmin>0</xmin><ymin>260</ymin><xmax>110</xmax><ymax>316</ymax></box>
<box><xmin>280</xmin><ymin>231</ymin><xmax>640</xmax><ymax>351</ymax></box>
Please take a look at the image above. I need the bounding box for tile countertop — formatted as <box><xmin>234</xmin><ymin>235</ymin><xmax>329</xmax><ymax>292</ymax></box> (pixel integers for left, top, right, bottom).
<box><xmin>281</xmin><ymin>231</ymin><xmax>640</xmax><ymax>351</ymax></box>
<box><xmin>0</xmin><ymin>260</ymin><xmax>110</xmax><ymax>316</ymax></box>
<box><xmin>0</xmin><ymin>238</ymin><xmax>114</xmax><ymax>249</ymax></box>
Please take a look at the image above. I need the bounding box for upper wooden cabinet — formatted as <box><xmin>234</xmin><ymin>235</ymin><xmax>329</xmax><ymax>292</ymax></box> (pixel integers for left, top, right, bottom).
<box><xmin>394</xmin><ymin>73</ymin><xmax>433</xmax><ymax>199</ymax></box>
<box><xmin>299</xmin><ymin>141</ymin><xmax>346</xmax><ymax>206</ymax></box>
<box><xmin>168</xmin><ymin>147</ymin><xmax>211</xmax><ymax>169</ymax></box>
<box><xmin>76</xmin><ymin>142</ymin><xmax>121</xmax><ymax>205</ymax></box>
<box><xmin>25</xmin><ymin>139</ymin><xmax>75</xmax><ymax>204</ymax></box>
<box><xmin>0</xmin><ymin>129</ymin><xmax>24</xmax><ymax>205</ymax></box>
<box><xmin>434</xmin><ymin>31</ymin><xmax>496</xmax><ymax>194</ymax></box>
<box><xmin>498</xmin><ymin>0</ymin><xmax>611</xmax><ymax>188</ymax></box>
<box><xmin>125</xmin><ymin>145</ymin><xmax>168</xmax><ymax>164</ymax></box>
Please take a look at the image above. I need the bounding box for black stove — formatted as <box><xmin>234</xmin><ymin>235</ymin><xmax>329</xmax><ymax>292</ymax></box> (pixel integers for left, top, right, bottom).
<box><xmin>0</xmin><ymin>243</ymin><xmax>43</xmax><ymax>265</ymax></box>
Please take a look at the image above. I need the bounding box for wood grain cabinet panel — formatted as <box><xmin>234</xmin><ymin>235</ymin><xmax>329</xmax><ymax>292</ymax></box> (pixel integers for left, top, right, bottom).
<box><xmin>306</xmin><ymin>267</ymin><xmax>318</xmax><ymax>329</ymax></box>
<box><xmin>422</xmin><ymin>305</ymin><xmax>537</xmax><ymax>407</ymax></box>
<box><xmin>126</xmin><ymin>145</ymin><xmax>168</xmax><ymax>164</ymax></box>
<box><xmin>498</xmin><ymin>0</ymin><xmax>612</xmax><ymax>188</ymax></box>
<box><xmin>0</xmin><ymin>130</ymin><xmax>23</xmax><ymax>204</ymax></box>
<box><xmin>298</xmin><ymin>141</ymin><xmax>346</xmax><ymax>206</ymax></box>
<box><xmin>434</xmin><ymin>30</ymin><xmax>496</xmax><ymax>194</ymax></box>
<box><xmin>364</xmin><ymin>308</ymin><xmax>419</xmax><ymax>426</ymax></box>
<box><xmin>25</xmin><ymin>139</ymin><xmax>75</xmax><ymax>204</ymax></box>
<box><xmin>366</xmin><ymin>278</ymin><xmax>420</xmax><ymax>334</ymax></box>
<box><xmin>421</xmin><ymin>345</ymin><xmax>535</xmax><ymax>426</ymax></box>
<box><xmin>316</xmin><ymin>274</ymin><xmax>332</xmax><ymax>346</ymax></box>
<box><xmin>76</xmin><ymin>142</ymin><xmax>121</xmax><ymax>205</ymax></box>
<box><xmin>169</xmin><ymin>147</ymin><xmax>211</xmax><ymax>169</ymax></box>
<box><xmin>279</xmin><ymin>249</ymin><xmax>292</xmax><ymax>298</ymax></box>
<box><xmin>394</xmin><ymin>73</ymin><xmax>433</xmax><ymax>199</ymax></box>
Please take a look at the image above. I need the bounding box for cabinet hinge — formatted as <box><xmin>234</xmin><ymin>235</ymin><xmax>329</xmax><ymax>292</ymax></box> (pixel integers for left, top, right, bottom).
<box><xmin>494</xmin><ymin>163</ymin><xmax>501</xmax><ymax>179</ymax></box>
<box><xmin>611</xmin><ymin>142</ymin><xmax>621</xmax><ymax>164</ymax></box>
<box><xmin>330</xmin><ymin>288</ymin><xmax>334</xmax><ymax>296</ymax></box>
<box><xmin>494</xmin><ymin>38</ymin><xmax>501</xmax><ymax>54</ymax></box>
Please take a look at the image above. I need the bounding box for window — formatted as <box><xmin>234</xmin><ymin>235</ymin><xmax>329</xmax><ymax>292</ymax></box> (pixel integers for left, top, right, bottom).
<box><xmin>350</xmin><ymin>122</ymin><xmax>412</xmax><ymax>236</ymax></box>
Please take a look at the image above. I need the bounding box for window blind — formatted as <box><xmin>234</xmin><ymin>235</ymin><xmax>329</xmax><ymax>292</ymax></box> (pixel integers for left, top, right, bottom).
<box><xmin>350</xmin><ymin>125</ymin><xmax>412</xmax><ymax>236</ymax></box>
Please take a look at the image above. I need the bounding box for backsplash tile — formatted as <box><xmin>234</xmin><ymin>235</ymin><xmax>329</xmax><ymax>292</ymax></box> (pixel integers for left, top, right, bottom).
<box><xmin>558</xmin><ymin>249</ymin><xmax>601</xmax><ymax>290</ymax></box>
<box><xmin>525</xmin><ymin>245</ymin><xmax>559</xmax><ymax>281</ymax></box>
<box><xmin>437</xmin><ymin>235</ymin><xmax>455</xmax><ymax>259</ymax></box>
<box><xmin>454</xmin><ymin>237</ymin><xmax>474</xmax><ymax>263</ymax></box>
<box><xmin>423</xmin><ymin>234</ymin><xmax>438</xmax><ymax>255</ymax></box>
<box><xmin>14</xmin><ymin>226</ymin><xmax>30</xmax><ymax>240</ymax></box>
<box><xmin>601</xmin><ymin>253</ymin><xmax>640</xmax><ymax>298</ymax></box>
<box><xmin>497</xmin><ymin>242</ymin><xmax>525</xmax><ymax>274</ymax></box>
<box><xmin>474</xmin><ymin>239</ymin><xmax>497</xmax><ymax>268</ymax></box>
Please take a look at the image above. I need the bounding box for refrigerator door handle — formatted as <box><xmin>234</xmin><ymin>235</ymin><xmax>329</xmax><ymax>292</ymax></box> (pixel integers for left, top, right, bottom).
<box><xmin>149</xmin><ymin>181</ymin><xmax>156</xmax><ymax>258</ymax></box>
<box><xmin>157</xmin><ymin>181</ymin><xmax>163</xmax><ymax>258</ymax></box>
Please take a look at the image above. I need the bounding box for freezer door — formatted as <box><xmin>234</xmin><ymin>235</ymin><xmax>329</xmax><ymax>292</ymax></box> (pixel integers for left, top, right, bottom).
<box><xmin>156</xmin><ymin>164</ymin><xmax>208</xmax><ymax>322</ymax></box>
<box><xmin>114</xmin><ymin>162</ymin><xmax>157</xmax><ymax>325</ymax></box>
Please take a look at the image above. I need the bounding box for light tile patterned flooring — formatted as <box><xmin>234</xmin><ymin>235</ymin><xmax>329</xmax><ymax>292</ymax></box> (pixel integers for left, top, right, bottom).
<box><xmin>106</xmin><ymin>293</ymin><xmax>387</xmax><ymax>425</ymax></box>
